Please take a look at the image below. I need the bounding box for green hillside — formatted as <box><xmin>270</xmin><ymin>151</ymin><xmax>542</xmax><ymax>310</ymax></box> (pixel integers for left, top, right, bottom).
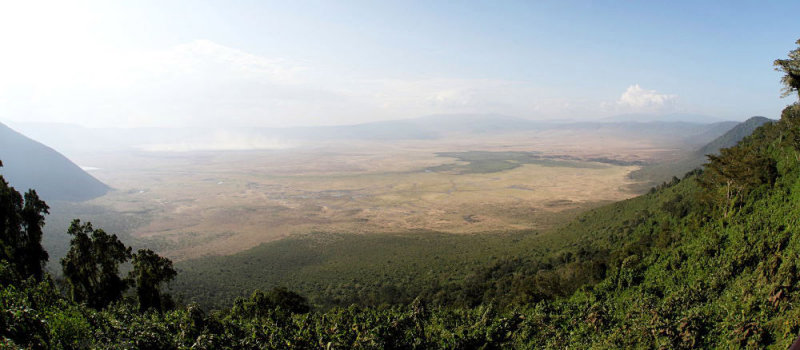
<box><xmin>630</xmin><ymin>116</ymin><xmax>773</xmax><ymax>190</ymax></box>
<box><xmin>695</xmin><ymin>116</ymin><xmax>773</xmax><ymax>156</ymax></box>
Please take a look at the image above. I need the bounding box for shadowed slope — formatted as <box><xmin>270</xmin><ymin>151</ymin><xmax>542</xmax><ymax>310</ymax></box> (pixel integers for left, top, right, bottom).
<box><xmin>0</xmin><ymin>122</ymin><xmax>109</xmax><ymax>201</ymax></box>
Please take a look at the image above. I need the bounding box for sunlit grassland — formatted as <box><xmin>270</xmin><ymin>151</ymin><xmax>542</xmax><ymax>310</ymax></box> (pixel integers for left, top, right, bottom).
<box><xmin>52</xmin><ymin>131</ymin><xmax>677</xmax><ymax>262</ymax></box>
<box><xmin>79</xmin><ymin>157</ymin><xmax>638</xmax><ymax>261</ymax></box>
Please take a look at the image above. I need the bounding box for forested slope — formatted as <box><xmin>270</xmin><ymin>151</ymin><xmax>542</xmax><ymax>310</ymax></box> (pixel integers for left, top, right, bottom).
<box><xmin>630</xmin><ymin>115</ymin><xmax>773</xmax><ymax>189</ymax></box>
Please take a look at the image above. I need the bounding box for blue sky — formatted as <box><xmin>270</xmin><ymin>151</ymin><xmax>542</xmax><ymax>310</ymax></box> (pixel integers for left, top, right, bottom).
<box><xmin>0</xmin><ymin>0</ymin><xmax>798</xmax><ymax>127</ymax></box>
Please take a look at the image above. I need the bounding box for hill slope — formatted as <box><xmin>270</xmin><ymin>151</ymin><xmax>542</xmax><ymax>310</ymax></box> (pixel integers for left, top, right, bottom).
<box><xmin>631</xmin><ymin>115</ymin><xmax>772</xmax><ymax>187</ymax></box>
<box><xmin>0</xmin><ymin>122</ymin><xmax>109</xmax><ymax>201</ymax></box>
<box><xmin>602</xmin><ymin>112</ymin><xmax>724</xmax><ymax>123</ymax></box>
<box><xmin>695</xmin><ymin>115</ymin><xmax>773</xmax><ymax>155</ymax></box>
<box><xmin>10</xmin><ymin>116</ymin><xmax>737</xmax><ymax>154</ymax></box>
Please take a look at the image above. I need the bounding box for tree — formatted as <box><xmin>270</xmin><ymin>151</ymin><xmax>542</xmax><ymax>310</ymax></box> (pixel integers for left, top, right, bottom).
<box><xmin>230</xmin><ymin>287</ymin><xmax>310</xmax><ymax>319</ymax></box>
<box><xmin>0</xmin><ymin>162</ymin><xmax>23</xmax><ymax>269</ymax></box>
<box><xmin>699</xmin><ymin>144</ymin><xmax>777</xmax><ymax>216</ymax></box>
<box><xmin>19</xmin><ymin>190</ymin><xmax>49</xmax><ymax>280</ymax></box>
<box><xmin>265</xmin><ymin>286</ymin><xmax>310</xmax><ymax>314</ymax></box>
<box><xmin>781</xmin><ymin>104</ymin><xmax>800</xmax><ymax>160</ymax></box>
<box><xmin>61</xmin><ymin>219</ymin><xmax>131</xmax><ymax>309</ymax></box>
<box><xmin>129</xmin><ymin>249</ymin><xmax>177</xmax><ymax>312</ymax></box>
<box><xmin>775</xmin><ymin>40</ymin><xmax>800</xmax><ymax>159</ymax></box>
<box><xmin>0</xmin><ymin>160</ymin><xmax>49</xmax><ymax>281</ymax></box>
<box><xmin>774</xmin><ymin>39</ymin><xmax>800</xmax><ymax>99</ymax></box>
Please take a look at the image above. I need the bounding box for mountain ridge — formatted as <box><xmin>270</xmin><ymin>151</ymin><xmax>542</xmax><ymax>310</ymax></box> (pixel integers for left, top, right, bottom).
<box><xmin>0</xmin><ymin>122</ymin><xmax>109</xmax><ymax>201</ymax></box>
<box><xmin>6</xmin><ymin>115</ymin><xmax>741</xmax><ymax>155</ymax></box>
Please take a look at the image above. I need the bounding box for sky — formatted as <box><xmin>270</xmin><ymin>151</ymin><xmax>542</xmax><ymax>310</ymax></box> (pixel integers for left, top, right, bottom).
<box><xmin>0</xmin><ymin>0</ymin><xmax>798</xmax><ymax>128</ymax></box>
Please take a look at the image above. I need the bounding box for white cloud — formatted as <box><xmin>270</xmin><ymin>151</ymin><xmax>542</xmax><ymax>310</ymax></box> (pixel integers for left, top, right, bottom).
<box><xmin>615</xmin><ymin>84</ymin><xmax>678</xmax><ymax>112</ymax></box>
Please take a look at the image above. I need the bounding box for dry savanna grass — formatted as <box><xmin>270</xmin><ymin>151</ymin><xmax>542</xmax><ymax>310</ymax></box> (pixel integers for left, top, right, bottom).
<box><xmin>79</xmin><ymin>132</ymin><xmax>669</xmax><ymax>260</ymax></box>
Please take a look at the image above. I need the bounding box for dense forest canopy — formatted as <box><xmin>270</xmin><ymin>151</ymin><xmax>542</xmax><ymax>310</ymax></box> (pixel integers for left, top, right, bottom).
<box><xmin>1</xmin><ymin>38</ymin><xmax>800</xmax><ymax>349</ymax></box>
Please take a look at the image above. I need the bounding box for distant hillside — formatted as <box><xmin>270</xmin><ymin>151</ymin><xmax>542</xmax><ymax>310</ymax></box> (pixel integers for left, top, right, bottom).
<box><xmin>603</xmin><ymin>112</ymin><xmax>725</xmax><ymax>123</ymax></box>
<box><xmin>327</xmin><ymin>114</ymin><xmax>738</xmax><ymax>142</ymax></box>
<box><xmin>695</xmin><ymin>116</ymin><xmax>773</xmax><ymax>155</ymax></box>
<box><xmin>9</xmin><ymin>115</ymin><xmax>739</xmax><ymax>154</ymax></box>
<box><xmin>0</xmin><ymin>123</ymin><xmax>109</xmax><ymax>201</ymax></box>
<box><xmin>630</xmin><ymin>116</ymin><xmax>773</xmax><ymax>188</ymax></box>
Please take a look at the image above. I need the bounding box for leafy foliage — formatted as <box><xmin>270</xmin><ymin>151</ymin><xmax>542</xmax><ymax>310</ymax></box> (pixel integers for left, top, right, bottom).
<box><xmin>130</xmin><ymin>249</ymin><xmax>177</xmax><ymax>312</ymax></box>
<box><xmin>775</xmin><ymin>39</ymin><xmax>800</xmax><ymax>99</ymax></box>
<box><xmin>629</xmin><ymin>116</ymin><xmax>773</xmax><ymax>191</ymax></box>
<box><xmin>699</xmin><ymin>140</ymin><xmax>777</xmax><ymax>216</ymax></box>
<box><xmin>0</xmin><ymin>161</ymin><xmax>49</xmax><ymax>281</ymax></box>
<box><xmin>230</xmin><ymin>287</ymin><xmax>310</xmax><ymax>319</ymax></box>
<box><xmin>61</xmin><ymin>219</ymin><xmax>132</xmax><ymax>309</ymax></box>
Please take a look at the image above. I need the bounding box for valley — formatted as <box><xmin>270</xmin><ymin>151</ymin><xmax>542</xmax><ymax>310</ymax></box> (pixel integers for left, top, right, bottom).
<box><xmin>20</xmin><ymin>116</ymin><xmax>747</xmax><ymax>310</ymax></box>
<box><xmin>68</xmin><ymin>127</ymin><xmax>688</xmax><ymax>261</ymax></box>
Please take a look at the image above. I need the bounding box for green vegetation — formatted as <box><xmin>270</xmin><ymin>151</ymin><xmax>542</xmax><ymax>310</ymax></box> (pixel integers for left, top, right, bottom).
<box><xmin>130</xmin><ymin>249</ymin><xmax>178</xmax><ymax>312</ymax></box>
<box><xmin>174</xmin><ymin>230</ymin><xmax>538</xmax><ymax>309</ymax></box>
<box><xmin>61</xmin><ymin>220</ymin><xmax>132</xmax><ymax>309</ymax></box>
<box><xmin>2</xmin><ymin>38</ymin><xmax>800</xmax><ymax>349</ymax></box>
<box><xmin>629</xmin><ymin>115</ymin><xmax>773</xmax><ymax>192</ymax></box>
<box><xmin>0</xmin><ymin>160</ymin><xmax>49</xmax><ymax>282</ymax></box>
<box><xmin>426</xmin><ymin>151</ymin><xmax>619</xmax><ymax>174</ymax></box>
<box><xmin>41</xmin><ymin>201</ymin><xmax>150</xmax><ymax>275</ymax></box>
<box><xmin>775</xmin><ymin>39</ymin><xmax>800</xmax><ymax>99</ymax></box>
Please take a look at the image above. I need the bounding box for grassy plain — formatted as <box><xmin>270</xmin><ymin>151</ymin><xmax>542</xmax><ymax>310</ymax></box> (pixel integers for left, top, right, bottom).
<box><xmin>66</xmin><ymin>130</ymin><xmax>681</xmax><ymax>261</ymax></box>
